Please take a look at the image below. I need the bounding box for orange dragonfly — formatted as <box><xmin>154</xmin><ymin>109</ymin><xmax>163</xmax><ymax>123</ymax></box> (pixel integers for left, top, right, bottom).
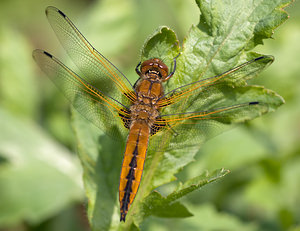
<box><xmin>33</xmin><ymin>6</ymin><xmax>273</xmax><ymax>222</ymax></box>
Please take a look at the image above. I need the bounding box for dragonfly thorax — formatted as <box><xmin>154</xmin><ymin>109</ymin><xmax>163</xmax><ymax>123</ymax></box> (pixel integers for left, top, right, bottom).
<box><xmin>135</xmin><ymin>77</ymin><xmax>164</xmax><ymax>106</ymax></box>
<box><xmin>130</xmin><ymin>104</ymin><xmax>159</xmax><ymax>125</ymax></box>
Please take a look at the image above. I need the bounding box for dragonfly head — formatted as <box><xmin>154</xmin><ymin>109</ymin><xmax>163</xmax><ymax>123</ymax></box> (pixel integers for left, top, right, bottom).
<box><xmin>140</xmin><ymin>58</ymin><xmax>169</xmax><ymax>80</ymax></box>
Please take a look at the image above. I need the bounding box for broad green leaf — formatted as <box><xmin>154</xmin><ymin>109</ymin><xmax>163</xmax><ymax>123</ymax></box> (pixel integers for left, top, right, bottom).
<box><xmin>69</xmin><ymin>0</ymin><xmax>291</xmax><ymax>230</ymax></box>
<box><xmin>141</xmin><ymin>26</ymin><xmax>180</xmax><ymax>67</ymax></box>
<box><xmin>141</xmin><ymin>169</ymin><xmax>229</xmax><ymax>219</ymax></box>
<box><xmin>142</xmin><ymin>191</ymin><xmax>193</xmax><ymax>219</ymax></box>
<box><xmin>126</xmin><ymin>0</ymin><xmax>287</xmax><ymax>228</ymax></box>
<box><xmin>0</xmin><ymin>109</ymin><xmax>83</xmax><ymax>227</ymax></box>
<box><xmin>169</xmin><ymin>168</ymin><xmax>230</xmax><ymax>200</ymax></box>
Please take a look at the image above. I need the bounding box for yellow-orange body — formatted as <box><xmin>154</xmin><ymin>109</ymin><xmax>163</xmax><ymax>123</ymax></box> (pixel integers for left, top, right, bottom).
<box><xmin>119</xmin><ymin>58</ymin><xmax>173</xmax><ymax>221</ymax></box>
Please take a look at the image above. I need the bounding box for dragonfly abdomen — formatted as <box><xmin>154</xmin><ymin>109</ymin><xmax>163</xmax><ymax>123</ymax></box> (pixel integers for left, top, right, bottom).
<box><xmin>119</xmin><ymin>121</ymin><xmax>150</xmax><ymax>221</ymax></box>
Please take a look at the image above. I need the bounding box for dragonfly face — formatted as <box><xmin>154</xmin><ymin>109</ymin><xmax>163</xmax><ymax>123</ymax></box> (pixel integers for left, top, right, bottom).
<box><xmin>33</xmin><ymin>6</ymin><xmax>273</xmax><ymax>222</ymax></box>
<box><xmin>140</xmin><ymin>58</ymin><xmax>169</xmax><ymax>80</ymax></box>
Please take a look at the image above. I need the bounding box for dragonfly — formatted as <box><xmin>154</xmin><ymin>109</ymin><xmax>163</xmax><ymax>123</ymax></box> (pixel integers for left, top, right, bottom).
<box><xmin>33</xmin><ymin>6</ymin><xmax>273</xmax><ymax>222</ymax></box>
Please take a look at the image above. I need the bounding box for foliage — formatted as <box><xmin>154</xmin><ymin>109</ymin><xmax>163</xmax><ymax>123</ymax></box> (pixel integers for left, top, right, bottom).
<box><xmin>73</xmin><ymin>0</ymin><xmax>288</xmax><ymax>230</ymax></box>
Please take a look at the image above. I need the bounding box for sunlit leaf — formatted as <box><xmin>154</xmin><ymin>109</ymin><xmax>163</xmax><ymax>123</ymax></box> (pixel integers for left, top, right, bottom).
<box><xmin>141</xmin><ymin>169</ymin><xmax>229</xmax><ymax>219</ymax></box>
<box><xmin>69</xmin><ymin>0</ymin><xmax>291</xmax><ymax>230</ymax></box>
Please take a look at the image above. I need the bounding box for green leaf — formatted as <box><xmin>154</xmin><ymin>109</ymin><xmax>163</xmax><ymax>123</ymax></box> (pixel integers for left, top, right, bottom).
<box><xmin>141</xmin><ymin>26</ymin><xmax>180</xmax><ymax>67</ymax></box>
<box><xmin>142</xmin><ymin>191</ymin><xmax>193</xmax><ymax>219</ymax></box>
<box><xmin>169</xmin><ymin>168</ymin><xmax>230</xmax><ymax>199</ymax></box>
<box><xmin>0</xmin><ymin>109</ymin><xmax>83</xmax><ymax>227</ymax></box>
<box><xmin>141</xmin><ymin>169</ymin><xmax>229</xmax><ymax>219</ymax></box>
<box><xmin>126</xmin><ymin>0</ymin><xmax>287</xmax><ymax>227</ymax></box>
<box><xmin>195</xmin><ymin>0</ymin><xmax>291</xmax><ymax>50</ymax></box>
<box><xmin>71</xmin><ymin>0</ymin><xmax>292</xmax><ymax>230</ymax></box>
<box><xmin>173</xmin><ymin>0</ymin><xmax>292</xmax><ymax>86</ymax></box>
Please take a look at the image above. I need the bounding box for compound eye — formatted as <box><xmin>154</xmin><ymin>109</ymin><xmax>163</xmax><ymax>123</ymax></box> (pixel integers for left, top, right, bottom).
<box><xmin>140</xmin><ymin>58</ymin><xmax>169</xmax><ymax>78</ymax></box>
<box><xmin>159</xmin><ymin>65</ymin><xmax>168</xmax><ymax>78</ymax></box>
<box><xmin>140</xmin><ymin>60</ymin><xmax>154</xmax><ymax>74</ymax></box>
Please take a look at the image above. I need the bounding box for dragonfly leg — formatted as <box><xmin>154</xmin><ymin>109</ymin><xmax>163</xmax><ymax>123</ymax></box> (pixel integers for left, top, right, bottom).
<box><xmin>163</xmin><ymin>53</ymin><xmax>181</xmax><ymax>81</ymax></box>
<box><xmin>135</xmin><ymin>62</ymin><xmax>141</xmax><ymax>76</ymax></box>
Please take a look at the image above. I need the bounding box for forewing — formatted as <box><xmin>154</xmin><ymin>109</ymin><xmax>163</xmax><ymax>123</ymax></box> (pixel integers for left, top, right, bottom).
<box><xmin>33</xmin><ymin>49</ymin><xmax>129</xmax><ymax>140</ymax></box>
<box><xmin>159</xmin><ymin>56</ymin><xmax>274</xmax><ymax>113</ymax></box>
<box><xmin>45</xmin><ymin>6</ymin><xmax>136</xmax><ymax>104</ymax></box>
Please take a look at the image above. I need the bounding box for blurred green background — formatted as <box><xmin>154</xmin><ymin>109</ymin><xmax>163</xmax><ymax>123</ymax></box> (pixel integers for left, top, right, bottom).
<box><xmin>0</xmin><ymin>0</ymin><xmax>299</xmax><ymax>230</ymax></box>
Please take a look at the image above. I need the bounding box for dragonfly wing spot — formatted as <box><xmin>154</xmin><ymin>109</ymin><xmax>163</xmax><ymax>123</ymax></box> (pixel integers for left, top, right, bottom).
<box><xmin>119</xmin><ymin>108</ymin><xmax>131</xmax><ymax>129</ymax></box>
<box><xmin>151</xmin><ymin>118</ymin><xmax>167</xmax><ymax>135</ymax></box>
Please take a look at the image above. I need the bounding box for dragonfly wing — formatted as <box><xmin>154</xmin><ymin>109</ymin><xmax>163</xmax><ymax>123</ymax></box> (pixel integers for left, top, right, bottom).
<box><xmin>33</xmin><ymin>49</ymin><xmax>129</xmax><ymax>140</ymax></box>
<box><xmin>159</xmin><ymin>56</ymin><xmax>274</xmax><ymax>113</ymax></box>
<box><xmin>45</xmin><ymin>6</ymin><xmax>136</xmax><ymax>104</ymax></box>
<box><xmin>149</xmin><ymin>101</ymin><xmax>269</xmax><ymax>152</ymax></box>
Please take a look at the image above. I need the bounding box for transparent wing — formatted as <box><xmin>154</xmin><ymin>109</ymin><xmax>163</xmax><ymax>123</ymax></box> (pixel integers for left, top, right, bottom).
<box><xmin>45</xmin><ymin>6</ymin><xmax>136</xmax><ymax>104</ymax></box>
<box><xmin>33</xmin><ymin>49</ymin><xmax>130</xmax><ymax>140</ymax></box>
<box><xmin>149</xmin><ymin>101</ymin><xmax>269</xmax><ymax>152</ymax></box>
<box><xmin>158</xmin><ymin>56</ymin><xmax>274</xmax><ymax>113</ymax></box>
